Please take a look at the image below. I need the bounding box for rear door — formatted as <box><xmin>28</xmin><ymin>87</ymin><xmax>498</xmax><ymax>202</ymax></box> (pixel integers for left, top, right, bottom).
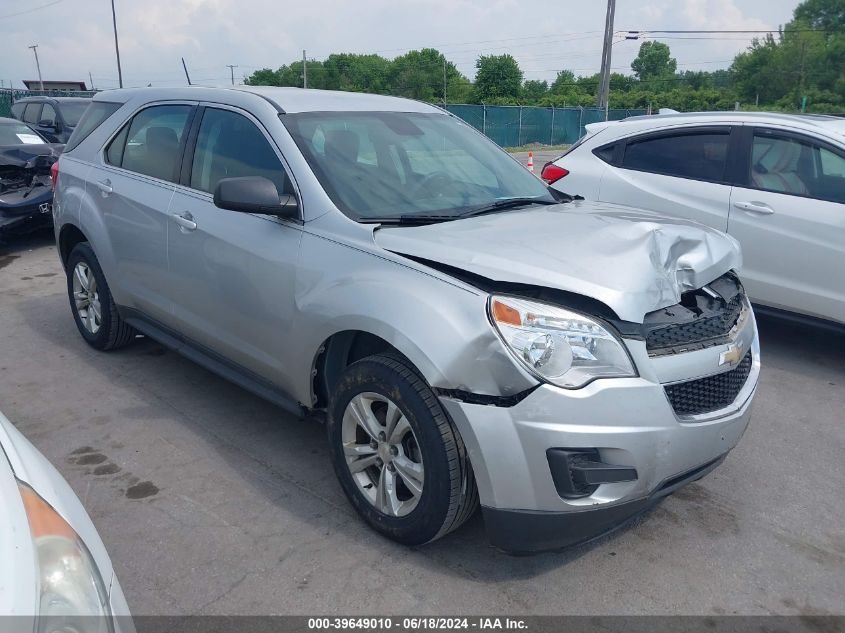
<box><xmin>92</xmin><ymin>102</ymin><xmax>196</xmax><ymax>324</ymax></box>
<box><xmin>597</xmin><ymin>126</ymin><xmax>736</xmax><ymax>231</ymax></box>
<box><xmin>165</xmin><ymin>104</ymin><xmax>303</xmax><ymax>387</ymax></box>
<box><xmin>728</xmin><ymin>127</ymin><xmax>845</xmax><ymax>324</ymax></box>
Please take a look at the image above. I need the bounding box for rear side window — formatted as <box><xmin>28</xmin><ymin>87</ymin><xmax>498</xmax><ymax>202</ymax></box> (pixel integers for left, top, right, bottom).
<box><xmin>106</xmin><ymin>104</ymin><xmax>192</xmax><ymax>183</ymax></box>
<box><xmin>622</xmin><ymin>131</ymin><xmax>730</xmax><ymax>183</ymax></box>
<box><xmin>23</xmin><ymin>103</ymin><xmax>42</xmax><ymax>124</ymax></box>
<box><xmin>64</xmin><ymin>101</ymin><xmax>122</xmax><ymax>152</ymax></box>
<box><xmin>189</xmin><ymin>107</ymin><xmax>290</xmax><ymax>194</ymax></box>
<box><xmin>593</xmin><ymin>143</ymin><xmax>616</xmax><ymax>164</ymax></box>
<box><xmin>11</xmin><ymin>103</ymin><xmax>25</xmax><ymax>120</ymax></box>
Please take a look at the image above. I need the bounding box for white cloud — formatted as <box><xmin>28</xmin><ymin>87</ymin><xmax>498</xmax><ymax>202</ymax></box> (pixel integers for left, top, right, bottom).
<box><xmin>0</xmin><ymin>0</ymin><xmax>798</xmax><ymax>89</ymax></box>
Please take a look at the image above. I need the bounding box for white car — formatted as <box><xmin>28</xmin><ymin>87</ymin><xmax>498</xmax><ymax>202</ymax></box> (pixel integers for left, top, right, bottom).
<box><xmin>0</xmin><ymin>411</ymin><xmax>132</xmax><ymax>632</ymax></box>
<box><xmin>543</xmin><ymin>112</ymin><xmax>845</xmax><ymax>328</ymax></box>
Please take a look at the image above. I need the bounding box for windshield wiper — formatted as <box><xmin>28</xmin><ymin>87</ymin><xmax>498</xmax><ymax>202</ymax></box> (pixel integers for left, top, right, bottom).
<box><xmin>455</xmin><ymin>197</ymin><xmax>556</xmax><ymax>219</ymax></box>
<box><xmin>358</xmin><ymin>214</ymin><xmax>460</xmax><ymax>226</ymax></box>
<box><xmin>358</xmin><ymin>198</ymin><xmax>557</xmax><ymax>226</ymax></box>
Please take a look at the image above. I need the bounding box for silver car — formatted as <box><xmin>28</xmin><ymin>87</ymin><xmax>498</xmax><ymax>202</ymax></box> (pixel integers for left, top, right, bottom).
<box><xmin>52</xmin><ymin>87</ymin><xmax>759</xmax><ymax>553</ymax></box>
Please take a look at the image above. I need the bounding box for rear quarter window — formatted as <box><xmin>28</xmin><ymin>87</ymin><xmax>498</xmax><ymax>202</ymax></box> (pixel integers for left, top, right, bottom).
<box><xmin>10</xmin><ymin>103</ymin><xmax>25</xmax><ymax>120</ymax></box>
<box><xmin>621</xmin><ymin>131</ymin><xmax>730</xmax><ymax>183</ymax></box>
<box><xmin>64</xmin><ymin>101</ymin><xmax>122</xmax><ymax>152</ymax></box>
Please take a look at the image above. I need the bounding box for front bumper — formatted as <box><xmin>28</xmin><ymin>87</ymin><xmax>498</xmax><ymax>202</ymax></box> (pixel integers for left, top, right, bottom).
<box><xmin>440</xmin><ymin>328</ymin><xmax>759</xmax><ymax>553</ymax></box>
<box><xmin>0</xmin><ymin>196</ymin><xmax>53</xmax><ymax>237</ymax></box>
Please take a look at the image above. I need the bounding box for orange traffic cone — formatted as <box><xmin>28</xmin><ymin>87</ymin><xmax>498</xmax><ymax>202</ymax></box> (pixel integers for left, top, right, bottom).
<box><xmin>527</xmin><ymin>151</ymin><xmax>534</xmax><ymax>173</ymax></box>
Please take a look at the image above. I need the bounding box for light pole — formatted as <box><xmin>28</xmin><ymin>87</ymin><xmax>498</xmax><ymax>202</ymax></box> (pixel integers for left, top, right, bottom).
<box><xmin>28</xmin><ymin>45</ymin><xmax>44</xmax><ymax>91</ymax></box>
<box><xmin>110</xmin><ymin>0</ymin><xmax>123</xmax><ymax>88</ymax></box>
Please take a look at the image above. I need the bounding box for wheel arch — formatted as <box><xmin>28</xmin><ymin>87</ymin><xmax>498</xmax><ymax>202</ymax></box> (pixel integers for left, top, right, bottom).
<box><xmin>58</xmin><ymin>223</ymin><xmax>89</xmax><ymax>268</ymax></box>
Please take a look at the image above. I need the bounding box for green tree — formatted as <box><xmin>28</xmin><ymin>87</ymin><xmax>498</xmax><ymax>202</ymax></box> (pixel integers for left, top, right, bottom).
<box><xmin>388</xmin><ymin>48</ymin><xmax>467</xmax><ymax>103</ymax></box>
<box><xmin>793</xmin><ymin>0</ymin><xmax>845</xmax><ymax>31</ymax></box>
<box><xmin>631</xmin><ymin>41</ymin><xmax>678</xmax><ymax>80</ymax></box>
<box><xmin>473</xmin><ymin>54</ymin><xmax>523</xmax><ymax>102</ymax></box>
<box><xmin>522</xmin><ymin>79</ymin><xmax>548</xmax><ymax>102</ymax></box>
<box><xmin>550</xmin><ymin>70</ymin><xmax>576</xmax><ymax>94</ymax></box>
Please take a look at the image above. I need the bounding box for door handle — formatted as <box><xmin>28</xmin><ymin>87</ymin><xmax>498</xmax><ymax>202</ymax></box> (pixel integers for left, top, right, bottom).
<box><xmin>96</xmin><ymin>179</ymin><xmax>113</xmax><ymax>195</ymax></box>
<box><xmin>171</xmin><ymin>212</ymin><xmax>197</xmax><ymax>231</ymax></box>
<box><xmin>733</xmin><ymin>201</ymin><xmax>774</xmax><ymax>215</ymax></box>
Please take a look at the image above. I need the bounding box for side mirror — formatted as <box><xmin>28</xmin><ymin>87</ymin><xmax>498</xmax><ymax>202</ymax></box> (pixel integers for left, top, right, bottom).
<box><xmin>213</xmin><ymin>176</ymin><xmax>298</xmax><ymax>218</ymax></box>
<box><xmin>38</xmin><ymin>119</ymin><xmax>59</xmax><ymax>130</ymax></box>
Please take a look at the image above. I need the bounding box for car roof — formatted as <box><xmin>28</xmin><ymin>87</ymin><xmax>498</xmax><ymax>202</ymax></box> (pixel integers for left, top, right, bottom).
<box><xmin>591</xmin><ymin>110</ymin><xmax>845</xmax><ymax>140</ymax></box>
<box><xmin>12</xmin><ymin>96</ymin><xmax>91</xmax><ymax>103</ymax></box>
<box><xmin>92</xmin><ymin>85</ymin><xmax>443</xmax><ymax>114</ymax></box>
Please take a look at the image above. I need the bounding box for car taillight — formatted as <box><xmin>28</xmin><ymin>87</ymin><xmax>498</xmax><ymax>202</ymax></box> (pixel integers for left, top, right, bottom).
<box><xmin>541</xmin><ymin>163</ymin><xmax>569</xmax><ymax>184</ymax></box>
<box><xmin>50</xmin><ymin>161</ymin><xmax>59</xmax><ymax>191</ymax></box>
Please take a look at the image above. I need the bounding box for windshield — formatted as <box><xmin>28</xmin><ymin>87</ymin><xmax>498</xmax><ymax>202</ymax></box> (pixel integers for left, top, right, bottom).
<box><xmin>282</xmin><ymin>111</ymin><xmax>554</xmax><ymax>220</ymax></box>
<box><xmin>0</xmin><ymin>121</ymin><xmax>45</xmax><ymax>145</ymax></box>
<box><xmin>59</xmin><ymin>101</ymin><xmax>91</xmax><ymax>126</ymax></box>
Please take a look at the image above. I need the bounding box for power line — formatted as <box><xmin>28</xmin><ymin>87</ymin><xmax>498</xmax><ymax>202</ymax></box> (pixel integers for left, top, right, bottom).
<box><xmin>0</xmin><ymin>0</ymin><xmax>63</xmax><ymax>20</ymax></box>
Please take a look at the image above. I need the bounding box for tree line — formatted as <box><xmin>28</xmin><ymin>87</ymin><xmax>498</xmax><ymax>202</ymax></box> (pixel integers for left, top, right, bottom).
<box><xmin>246</xmin><ymin>0</ymin><xmax>844</xmax><ymax>113</ymax></box>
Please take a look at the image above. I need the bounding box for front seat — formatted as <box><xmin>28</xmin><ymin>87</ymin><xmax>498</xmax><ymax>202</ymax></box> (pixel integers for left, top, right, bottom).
<box><xmin>751</xmin><ymin>139</ymin><xmax>808</xmax><ymax>195</ymax></box>
<box><xmin>144</xmin><ymin>126</ymin><xmax>179</xmax><ymax>181</ymax></box>
<box><xmin>324</xmin><ymin>129</ymin><xmax>361</xmax><ymax>165</ymax></box>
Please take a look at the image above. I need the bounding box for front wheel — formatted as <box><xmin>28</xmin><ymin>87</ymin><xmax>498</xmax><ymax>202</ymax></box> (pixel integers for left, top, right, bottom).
<box><xmin>327</xmin><ymin>354</ymin><xmax>478</xmax><ymax>546</ymax></box>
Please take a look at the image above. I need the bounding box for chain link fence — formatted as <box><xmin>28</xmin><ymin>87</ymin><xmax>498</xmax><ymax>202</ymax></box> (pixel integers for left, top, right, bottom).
<box><xmin>1</xmin><ymin>89</ymin><xmax>646</xmax><ymax>148</ymax></box>
<box><xmin>445</xmin><ymin>104</ymin><xmax>647</xmax><ymax>147</ymax></box>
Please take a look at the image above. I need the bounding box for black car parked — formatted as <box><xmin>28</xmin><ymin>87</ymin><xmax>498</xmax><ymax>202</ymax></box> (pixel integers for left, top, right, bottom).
<box><xmin>0</xmin><ymin>117</ymin><xmax>62</xmax><ymax>239</ymax></box>
<box><xmin>10</xmin><ymin>96</ymin><xmax>91</xmax><ymax>144</ymax></box>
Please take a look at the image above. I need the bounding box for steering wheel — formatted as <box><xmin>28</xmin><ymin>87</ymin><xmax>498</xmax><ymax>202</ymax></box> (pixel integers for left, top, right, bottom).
<box><xmin>409</xmin><ymin>171</ymin><xmax>454</xmax><ymax>197</ymax></box>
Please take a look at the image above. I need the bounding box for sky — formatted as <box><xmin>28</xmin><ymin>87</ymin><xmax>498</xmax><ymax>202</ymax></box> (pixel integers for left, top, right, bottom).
<box><xmin>0</xmin><ymin>0</ymin><xmax>800</xmax><ymax>91</ymax></box>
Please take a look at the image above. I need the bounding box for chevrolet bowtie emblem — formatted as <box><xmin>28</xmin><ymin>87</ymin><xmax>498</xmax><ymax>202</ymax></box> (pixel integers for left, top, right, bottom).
<box><xmin>719</xmin><ymin>344</ymin><xmax>744</xmax><ymax>367</ymax></box>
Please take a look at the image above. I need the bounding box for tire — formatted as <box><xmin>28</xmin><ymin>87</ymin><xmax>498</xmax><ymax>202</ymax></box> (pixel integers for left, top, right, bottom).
<box><xmin>327</xmin><ymin>353</ymin><xmax>478</xmax><ymax>546</ymax></box>
<box><xmin>66</xmin><ymin>242</ymin><xmax>136</xmax><ymax>351</ymax></box>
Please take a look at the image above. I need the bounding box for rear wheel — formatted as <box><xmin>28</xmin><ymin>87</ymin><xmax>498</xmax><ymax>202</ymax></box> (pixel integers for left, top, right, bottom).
<box><xmin>66</xmin><ymin>242</ymin><xmax>136</xmax><ymax>350</ymax></box>
<box><xmin>328</xmin><ymin>353</ymin><xmax>478</xmax><ymax>546</ymax></box>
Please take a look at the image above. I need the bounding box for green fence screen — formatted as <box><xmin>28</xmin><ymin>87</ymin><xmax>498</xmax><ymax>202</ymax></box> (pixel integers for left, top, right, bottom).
<box><xmin>1</xmin><ymin>89</ymin><xmax>646</xmax><ymax>148</ymax></box>
<box><xmin>445</xmin><ymin>104</ymin><xmax>647</xmax><ymax>147</ymax></box>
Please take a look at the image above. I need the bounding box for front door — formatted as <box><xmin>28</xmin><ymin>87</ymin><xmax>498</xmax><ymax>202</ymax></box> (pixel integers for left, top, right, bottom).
<box><xmin>728</xmin><ymin>128</ymin><xmax>845</xmax><ymax>324</ymax></box>
<box><xmin>166</xmin><ymin>105</ymin><xmax>303</xmax><ymax>388</ymax></box>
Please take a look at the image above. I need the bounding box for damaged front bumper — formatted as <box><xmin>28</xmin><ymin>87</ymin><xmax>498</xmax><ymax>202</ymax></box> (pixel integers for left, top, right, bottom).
<box><xmin>439</xmin><ymin>316</ymin><xmax>759</xmax><ymax>553</ymax></box>
<box><xmin>0</xmin><ymin>191</ymin><xmax>53</xmax><ymax>237</ymax></box>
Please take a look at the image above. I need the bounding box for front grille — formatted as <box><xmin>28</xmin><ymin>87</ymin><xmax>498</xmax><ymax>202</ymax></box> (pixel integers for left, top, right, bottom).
<box><xmin>646</xmin><ymin>295</ymin><xmax>744</xmax><ymax>350</ymax></box>
<box><xmin>665</xmin><ymin>351</ymin><xmax>753</xmax><ymax>417</ymax></box>
<box><xmin>644</xmin><ymin>273</ymin><xmax>746</xmax><ymax>356</ymax></box>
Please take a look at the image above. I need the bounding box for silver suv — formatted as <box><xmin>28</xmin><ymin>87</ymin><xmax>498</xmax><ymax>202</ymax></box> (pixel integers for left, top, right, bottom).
<box><xmin>53</xmin><ymin>87</ymin><xmax>760</xmax><ymax>553</ymax></box>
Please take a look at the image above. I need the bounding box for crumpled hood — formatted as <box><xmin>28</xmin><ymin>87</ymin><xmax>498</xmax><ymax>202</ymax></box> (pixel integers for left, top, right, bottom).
<box><xmin>374</xmin><ymin>200</ymin><xmax>742</xmax><ymax>323</ymax></box>
<box><xmin>0</xmin><ymin>143</ymin><xmax>64</xmax><ymax>167</ymax></box>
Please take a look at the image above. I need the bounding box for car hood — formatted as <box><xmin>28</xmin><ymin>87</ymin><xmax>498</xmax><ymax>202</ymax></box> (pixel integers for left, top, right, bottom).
<box><xmin>374</xmin><ymin>200</ymin><xmax>741</xmax><ymax>323</ymax></box>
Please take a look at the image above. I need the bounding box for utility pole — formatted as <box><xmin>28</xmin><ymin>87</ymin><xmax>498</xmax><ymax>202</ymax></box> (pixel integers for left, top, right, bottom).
<box><xmin>226</xmin><ymin>64</ymin><xmax>238</xmax><ymax>86</ymax></box>
<box><xmin>443</xmin><ymin>57</ymin><xmax>447</xmax><ymax>108</ymax></box>
<box><xmin>597</xmin><ymin>0</ymin><xmax>616</xmax><ymax>117</ymax></box>
<box><xmin>28</xmin><ymin>45</ymin><xmax>44</xmax><ymax>91</ymax></box>
<box><xmin>302</xmin><ymin>50</ymin><xmax>307</xmax><ymax>88</ymax></box>
<box><xmin>110</xmin><ymin>0</ymin><xmax>123</xmax><ymax>88</ymax></box>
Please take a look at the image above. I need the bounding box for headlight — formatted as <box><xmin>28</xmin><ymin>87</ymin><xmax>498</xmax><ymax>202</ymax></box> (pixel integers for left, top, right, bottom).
<box><xmin>489</xmin><ymin>295</ymin><xmax>636</xmax><ymax>388</ymax></box>
<box><xmin>18</xmin><ymin>481</ymin><xmax>112</xmax><ymax>633</ymax></box>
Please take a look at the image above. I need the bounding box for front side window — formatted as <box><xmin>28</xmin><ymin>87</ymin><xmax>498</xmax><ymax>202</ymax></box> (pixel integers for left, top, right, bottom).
<box><xmin>23</xmin><ymin>103</ymin><xmax>42</xmax><ymax>125</ymax></box>
<box><xmin>282</xmin><ymin>111</ymin><xmax>552</xmax><ymax>220</ymax></box>
<box><xmin>750</xmin><ymin>132</ymin><xmax>845</xmax><ymax>203</ymax></box>
<box><xmin>190</xmin><ymin>108</ymin><xmax>290</xmax><ymax>195</ymax></box>
<box><xmin>105</xmin><ymin>104</ymin><xmax>191</xmax><ymax>182</ymax></box>
<box><xmin>40</xmin><ymin>104</ymin><xmax>57</xmax><ymax>126</ymax></box>
<box><xmin>59</xmin><ymin>101</ymin><xmax>91</xmax><ymax>127</ymax></box>
<box><xmin>622</xmin><ymin>131</ymin><xmax>730</xmax><ymax>182</ymax></box>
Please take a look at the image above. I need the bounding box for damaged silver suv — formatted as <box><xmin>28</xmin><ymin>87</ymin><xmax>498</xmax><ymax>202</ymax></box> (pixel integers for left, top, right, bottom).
<box><xmin>53</xmin><ymin>87</ymin><xmax>759</xmax><ymax>552</ymax></box>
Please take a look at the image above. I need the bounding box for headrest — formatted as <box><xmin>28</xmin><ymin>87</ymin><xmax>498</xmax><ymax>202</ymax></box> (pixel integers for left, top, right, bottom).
<box><xmin>324</xmin><ymin>129</ymin><xmax>360</xmax><ymax>164</ymax></box>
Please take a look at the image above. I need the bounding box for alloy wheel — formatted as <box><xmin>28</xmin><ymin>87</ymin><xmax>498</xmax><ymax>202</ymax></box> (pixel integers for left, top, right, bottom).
<box><xmin>72</xmin><ymin>261</ymin><xmax>102</xmax><ymax>334</ymax></box>
<box><xmin>341</xmin><ymin>392</ymin><xmax>425</xmax><ymax>517</ymax></box>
